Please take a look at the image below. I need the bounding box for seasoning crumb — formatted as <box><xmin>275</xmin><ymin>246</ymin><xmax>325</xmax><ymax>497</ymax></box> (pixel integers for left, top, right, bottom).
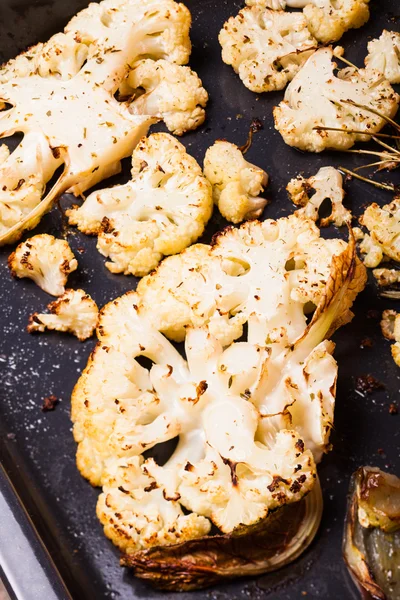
<box><xmin>389</xmin><ymin>403</ymin><xmax>398</xmax><ymax>415</ymax></box>
<box><xmin>367</xmin><ymin>309</ymin><xmax>380</xmax><ymax>320</ymax></box>
<box><xmin>360</xmin><ymin>337</ymin><xmax>373</xmax><ymax>349</ymax></box>
<box><xmin>355</xmin><ymin>375</ymin><xmax>385</xmax><ymax>394</ymax></box>
<box><xmin>6</xmin><ymin>432</ymin><xmax>16</xmax><ymax>440</ymax></box>
<box><xmin>42</xmin><ymin>395</ymin><xmax>59</xmax><ymax>412</ymax></box>
<box><xmin>377</xmin><ymin>448</ymin><xmax>385</xmax><ymax>456</ymax></box>
<box><xmin>77</xmin><ymin>247</ymin><xmax>85</xmax><ymax>254</ymax></box>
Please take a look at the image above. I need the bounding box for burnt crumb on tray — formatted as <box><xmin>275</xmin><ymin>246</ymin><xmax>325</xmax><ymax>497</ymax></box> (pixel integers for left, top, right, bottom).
<box><xmin>354</xmin><ymin>375</ymin><xmax>385</xmax><ymax>395</ymax></box>
<box><xmin>42</xmin><ymin>395</ymin><xmax>59</xmax><ymax>412</ymax></box>
<box><xmin>389</xmin><ymin>403</ymin><xmax>398</xmax><ymax>415</ymax></box>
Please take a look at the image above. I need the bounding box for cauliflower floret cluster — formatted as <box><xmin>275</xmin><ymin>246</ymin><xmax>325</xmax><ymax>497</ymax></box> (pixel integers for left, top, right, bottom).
<box><xmin>274</xmin><ymin>47</ymin><xmax>400</xmax><ymax>153</ymax></box>
<box><xmin>373</xmin><ymin>268</ymin><xmax>400</xmax><ymax>289</ymax></box>
<box><xmin>67</xmin><ymin>133</ymin><xmax>213</xmax><ymax>277</ymax></box>
<box><xmin>28</xmin><ymin>289</ymin><xmax>99</xmax><ymax>341</ymax></box>
<box><xmin>245</xmin><ymin>0</ymin><xmax>370</xmax><ymax>44</ymax></box>
<box><xmin>8</xmin><ymin>234</ymin><xmax>77</xmax><ymax>296</ymax></box>
<box><xmin>381</xmin><ymin>310</ymin><xmax>400</xmax><ymax>367</ymax></box>
<box><xmin>354</xmin><ymin>197</ymin><xmax>400</xmax><ymax>268</ymax></box>
<box><xmin>219</xmin><ymin>7</ymin><xmax>317</xmax><ymax>93</ymax></box>
<box><xmin>365</xmin><ymin>30</ymin><xmax>400</xmax><ymax>85</ymax></box>
<box><xmin>0</xmin><ymin>0</ymin><xmax>207</xmax><ymax>245</ymax></box>
<box><xmin>287</xmin><ymin>166</ymin><xmax>351</xmax><ymax>227</ymax></box>
<box><xmin>203</xmin><ymin>140</ymin><xmax>268</xmax><ymax>224</ymax></box>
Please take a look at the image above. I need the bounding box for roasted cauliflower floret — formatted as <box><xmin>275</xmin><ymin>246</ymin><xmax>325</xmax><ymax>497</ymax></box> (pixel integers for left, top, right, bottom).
<box><xmin>0</xmin><ymin>0</ymin><xmax>198</xmax><ymax>245</ymax></box>
<box><xmin>381</xmin><ymin>310</ymin><xmax>400</xmax><ymax>367</ymax></box>
<box><xmin>219</xmin><ymin>7</ymin><xmax>317</xmax><ymax>93</ymax></box>
<box><xmin>274</xmin><ymin>47</ymin><xmax>400</xmax><ymax>153</ymax></box>
<box><xmin>365</xmin><ymin>30</ymin><xmax>400</xmax><ymax>85</ymax></box>
<box><xmin>373</xmin><ymin>268</ymin><xmax>400</xmax><ymax>288</ymax></box>
<box><xmin>27</xmin><ymin>289</ymin><xmax>98</xmax><ymax>341</ymax></box>
<box><xmin>8</xmin><ymin>234</ymin><xmax>77</xmax><ymax>296</ymax></box>
<box><xmin>354</xmin><ymin>197</ymin><xmax>400</xmax><ymax>267</ymax></box>
<box><xmin>67</xmin><ymin>133</ymin><xmax>212</xmax><ymax>277</ymax></box>
<box><xmin>203</xmin><ymin>140</ymin><xmax>268</xmax><ymax>224</ymax></box>
<box><xmin>287</xmin><ymin>166</ymin><xmax>351</xmax><ymax>227</ymax></box>
<box><xmin>124</xmin><ymin>59</ymin><xmax>208</xmax><ymax>136</ymax></box>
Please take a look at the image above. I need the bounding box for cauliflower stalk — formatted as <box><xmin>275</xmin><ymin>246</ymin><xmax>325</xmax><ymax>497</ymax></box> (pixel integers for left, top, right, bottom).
<box><xmin>67</xmin><ymin>133</ymin><xmax>213</xmax><ymax>277</ymax></box>
<box><xmin>8</xmin><ymin>234</ymin><xmax>77</xmax><ymax>296</ymax></box>
<box><xmin>0</xmin><ymin>0</ymin><xmax>206</xmax><ymax>245</ymax></box>
<box><xmin>71</xmin><ymin>214</ymin><xmax>366</xmax><ymax>564</ymax></box>
<box><xmin>274</xmin><ymin>47</ymin><xmax>400</xmax><ymax>153</ymax></box>
<box><xmin>245</xmin><ymin>0</ymin><xmax>370</xmax><ymax>44</ymax></box>
<box><xmin>287</xmin><ymin>166</ymin><xmax>351</xmax><ymax>227</ymax></box>
<box><xmin>203</xmin><ymin>140</ymin><xmax>268</xmax><ymax>224</ymax></box>
<box><xmin>354</xmin><ymin>197</ymin><xmax>400</xmax><ymax>268</ymax></box>
<box><xmin>381</xmin><ymin>310</ymin><xmax>400</xmax><ymax>367</ymax></box>
<box><xmin>28</xmin><ymin>289</ymin><xmax>99</xmax><ymax>341</ymax></box>
<box><xmin>365</xmin><ymin>30</ymin><xmax>400</xmax><ymax>85</ymax></box>
<box><xmin>219</xmin><ymin>7</ymin><xmax>317</xmax><ymax>93</ymax></box>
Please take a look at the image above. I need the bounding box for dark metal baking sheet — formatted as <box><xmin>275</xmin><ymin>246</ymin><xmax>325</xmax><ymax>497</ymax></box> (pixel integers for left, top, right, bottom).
<box><xmin>0</xmin><ymin>0</ymin><xmax>399</xmax><ymax>598</ymax></box>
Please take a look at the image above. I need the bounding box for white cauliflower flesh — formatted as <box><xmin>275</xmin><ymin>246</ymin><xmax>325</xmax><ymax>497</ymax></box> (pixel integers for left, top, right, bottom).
<box><xmin>381</xmin><ymin>310</ymin><xmax>400</xmax><ymax>367</ymax></box>
<box><xmin>28</xmin><ymin>289</ymin><xmax>99</xmax><ymax>341</ymax></box>
<box><xmin>203</xmin><ymin>140</ymin><xmax>269</xmax><ymax>224</ymax></box>
<box><xmin>354</xmin><ymin>197</ymin><xmax>400</xmax><ymax>267</ymax></box>
<box><xmin>246</xmin><ymin>0</ymin><xmax>370</xmax><ymax>43</ymax></box>
<box><xmin>365</xmin><ymin>30</ymin><xmax>400</xmax><ymax>85</ymax></box>
<box><xmin>67</xmin><ymin>133</ymin><xmax>212</xmax><ymax>277</ymax></box>
<box><xmin>287</xmin><ymin>166</ymin><xmax>351</xmax><ymax>227</ymax></box>
<box><xmin>219</xmin><ymin>7</ymin><xmax>317</xmax><ymax>93</ymax></box>
<box><xmin>274</xmin><ymin>47</ymin><xmax>400</xmax><ymax>153</ymax></box>
<box><xmin>123</xmin><ymin>59</ymin><xmax>208</xmax><ymax>136</ymax></box>
<box><xmin>0</xmin><ymin>0</ymin><xmax>197</xmax><ymax>245</ymax></box>
<box><xmin>8</xmin><ymin>234</ymin><xmax>77</xmax><ymax>296</ymax></box>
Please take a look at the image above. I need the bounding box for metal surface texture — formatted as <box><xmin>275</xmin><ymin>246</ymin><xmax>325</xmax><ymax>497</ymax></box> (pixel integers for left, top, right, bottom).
<box><xmin>0</xmin><ymin>0</ymin><xmax>399</xmax><ymax>598</ymax></box>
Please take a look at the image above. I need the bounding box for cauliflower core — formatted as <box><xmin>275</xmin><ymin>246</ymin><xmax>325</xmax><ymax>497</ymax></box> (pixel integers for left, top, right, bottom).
<box><xmin>365</xmin><ymin>30</ymin><xmax>400</xmax><ymax>85</ymax></box>
<box><xmin>203</xmin><ymin>141</ymin><xmax>269</xmax><ymax>224</ymax></box>
<box><xmin>246</xmin><ymin>0</ymin><xmax>370</xmax><ymax>44</ymax></box>
<box><xmin>28</xmin><ymin>289</ymin><xmax>98</xmax><ymax>341</ymax></box>
<box><xmin>8</xmin><ymin>234</ymin><xmax>77</xmax><ymax>296</ymax></box>
<box><xmin>67</xmin><ymin>133</ymin><xmax>213</xmax><ymax>276</ymax></box>
<box><xmin>274</xmin><ymin>47</ymin><xmax>399</xmax><ymax>153</ymax></box>
<box><xmin>354</xmin><ymin>197</ymin><xmax>400</xmax><ymax>268</ymax></box>
<box><xmin>219</xmin><ymin>7</ymin><xmax>317</xmax><ymax>93</ymax></box>
<box><xmin>72</xmin><ymin>214</ymin><xmax>366</xmax><ymax>556</ymax></box>
<box><xmin>0</xmin><ymin>0</ymin><xmax>206</xmax><ymax>245</ymax></box>
<box><xmin>287</xmin><ymin>166</ymin><xmax>351</xmax><ymax>227</ymax></box>
<box><xmin>381</xmin><ymin>310</ymin><xmax>400</xmax><ymax>367</ymax></box>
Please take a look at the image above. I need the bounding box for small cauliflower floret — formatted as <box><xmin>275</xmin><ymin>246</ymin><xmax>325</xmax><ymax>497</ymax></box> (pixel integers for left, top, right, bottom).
<box><xmin>355</xmin><ymin>198</ymin><xmax>400</xmax><ymax>267</ymax></box>
<box><xmin>203</xmin><ymin>140</ymin><xmax>269</xmax><ymax>224</ymax></box>
<box><xmin>274</xmin><ymin>47</ymin><xmax>400</xmax><ymax>153</ymax></box>
<box><xmin>67</xmin><ymin>133</ymin><xmax>212</xmax><ymax>277</ymax></box>
<box><xmin>287</xmin><ymin>166</ymin><xmax>351</xmax><ymax>227</ymax></box>
<box><xmin>219</xmin><ymin>7</ymin><xmax>317</xmax><ymax>93</ymax></box>
<box><xmin>8</xmin><ymin>234</ymin><xmax>77</xmax><ymax>296</ymax></box>
<box><xmin>365</xmin><ymin>30</ymin><xmax>400</xmax><ymax>85</ymax></box>
<box><xmin>373</xmin><ymin>268</ymin><xmax>400</xmax><ymax>288</ymax></box>
<box><xmin>380</xmin><ymin>310</ymin><xmax>400</xmax><ymax>367</ymax></box>
<box><xmin>124</xmin><ymin>59</ymin><xmax>208</xmax><ymax>136</ymax></box>
<box><xmin>27</xmin><ymin>289</ymin><xmax>98</xmax><ymax>341</ymax></box>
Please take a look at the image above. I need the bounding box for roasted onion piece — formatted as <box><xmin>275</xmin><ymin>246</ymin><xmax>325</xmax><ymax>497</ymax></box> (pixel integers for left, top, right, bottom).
<box><xmin>122</xmin><ymin>477</ymin><xmax>322</xmax><ymax>591</ymax></box>
<box><xmin>343</xmin><ymin>467</ymin><xmax>400</xmax><ymax>600</ymax></box>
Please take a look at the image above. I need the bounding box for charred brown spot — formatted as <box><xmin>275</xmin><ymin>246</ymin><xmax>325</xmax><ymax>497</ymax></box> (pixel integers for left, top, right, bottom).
<box><xmin>144</xmin><ymin>481</ymin><xmax>158</xmax><ymax>493</ymax></box>
<box><xmin>41</xmin><ymin>395</ymin><xmax>58</xmax><ymax>412</ymax></box>
<box><xmin>184</xmin><ymin>462</ymin><xmax>194</xmax><ymax>472</ymax></box>
<box><xmin>221</xmin><ymin>457</ymin><xmax>238</xmax><ymax>487</ymax></box>
<box><xmin>389</xmin><ymin>403</ymin><xmax>398</xmax><ymax>415</ymax></box>
<box><xmin>163</xmin><ymin>490</ymin><xmax>181</xmax><ymax>502</ymax></box>
<box><xmin>267</xmin><ymin>475</ymin><xmax>290</xmax><ymax>492</ymax></box>
<box><xmin>166</xmin><ymin>365</ymin><xmax>173</xmax><ymax>377</ymax></box>
<box><xmin>295</xmin><ymin>439</ymin><xmax>305</xmax><ymax>453</ymax></box>
<box><xmin>355</xmin><ymin>375</ymin><xmax>385</xmax><ymax>394</ymax></box>
<box><xmin>51</xmin><ymin>147</ymin><xmax>61</xmax><ymax>159</ymax></box>
<box><xmin>290</xmin><ymin>474</ymin><xmax>307</xmax><ymax>494</ymax></box>
<box><xmin>101</xmin><ymin>216</ymin><xmax>114</xmax><ymax>234</ymax></box>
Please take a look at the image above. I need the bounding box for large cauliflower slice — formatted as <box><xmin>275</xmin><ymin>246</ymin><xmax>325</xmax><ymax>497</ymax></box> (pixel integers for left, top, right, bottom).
<box><xmin>0</xmin><ymin>0</ymin><xmax>197</xmax><ymax>245</ymax></box>
<box><xmin>27</xmin><ymin>289</ymin><xmax>99</xmax><ymax>341</ymax></box>
<box><xmin>354</xmin><ymin>197</ymin><xmax>400</xmax><ymax>268</ymax></box>
<box><xmin>67</xmin><ymin>133</ymin><xmax>213</xmax><ymax>276</ymax></box>
<box><xmin>246</xmin><ymin>0</ymin><xmax>370</xmax><ymax>44</ymax></box>
<box><xmin>287</xmin><ymin>166</ymin><xmax>351</xmax><ymax>227</ymax></box>
<box><xmin>274</xmin><ymin>47</ymin><xmax>399</xmax><ymax>153</ymax></box>
<box><xmin>365</xmin><ymin>30</ymin><xmax>400</xmax><ymax>85</ymax></box>
<box><xmin>8</xmin><ymin>234</ymin><xmax>77</xmax><ymax>296</ymax></box>
<box><xmin>203</xmin><ymin>140</ymin><xmax>268</xmax><ymax>224</ymax></box>
<box><xmin>122</xmin><ymin>59</ymin><xmax>208</xmax><ymax>136</ymax></box>
<box><xmin>219</xmin><ymin>6</ymin><xmax>317</xmax><ymax>93</ymax></box>
<box><xmin>381</xmin><ymin>310</ymin><xmax>400</xmax><ymax>367</ymax></box>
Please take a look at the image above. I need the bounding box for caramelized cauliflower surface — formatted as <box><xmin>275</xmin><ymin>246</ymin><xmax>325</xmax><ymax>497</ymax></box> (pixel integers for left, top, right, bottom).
<box><xmin>354</xmin><ymin>197</ymin><xmax>400</xmax><ymax>268</ymax></box>
<box><xmin>8</xmin><ymin>234</ymin><xmax>77</xmax><ymax>296</ymax></box>
<box><xmin>365</xmin><ymin>30</ymin><xmax>400</xmax><ymax>85</ymax></box>
<box><xmin>380</xmin><ymin>310</ymin><xmax>400</xmax><ymax>367</ymax></box>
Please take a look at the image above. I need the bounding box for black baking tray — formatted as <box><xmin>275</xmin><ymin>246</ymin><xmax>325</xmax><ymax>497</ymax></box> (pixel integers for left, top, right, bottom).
<box><xmin>0</xmin><ymin>0</ymin><xmax>399</xmax><ymax>598</ymax></box>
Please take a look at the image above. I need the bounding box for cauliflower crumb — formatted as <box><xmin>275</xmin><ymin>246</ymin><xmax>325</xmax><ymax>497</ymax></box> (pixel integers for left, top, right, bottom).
<box><xmin>219</xmin><ymin>6</ymin><xmax>317</xmax><ymax>93</ymax></box>
<box><xmin>287</xmin><ymin>166</ymin><xmax>350</xmax><ymax>227</ymax></box>
<box><xmin>203</xmin><ymin>140</ymin><xmax>269</xmax><ymax>224</ymax></box>
<box><xmin>380</xmin><ymin>310</ymin><xmax>400</xmax><ymax>367</ymax></box>
<box><xmin>365</xmin><ymin>30</ymin><xmax>400</xmax><ymax>85</ymax></box>
<box><xmin>8</xmin><ymin>234</ymin><xmax>77</xmax><ymax>296</ymax></box>
<box><xmin>28</xmin><ymin>289</ymin><xmax>98</xmax><ymax>341</ymax></box>
<box><xmin>274</xmin><ymin>47</ymin><xmax>400</xmax><ymax>153</ymax></box>
<box><xmin>355</xmin><ymin>197</ymin><xmax>400</xmax><ymax>267</ymax></box>
<box><xmin>67</xmin><ymin>133</ymin><xmax>213</xmax><ymax>277</ymax></box>
<box><xmin>124</xmin><ymin>59</ymin><xmax>208</xmax><ymax>136</ymax></box>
